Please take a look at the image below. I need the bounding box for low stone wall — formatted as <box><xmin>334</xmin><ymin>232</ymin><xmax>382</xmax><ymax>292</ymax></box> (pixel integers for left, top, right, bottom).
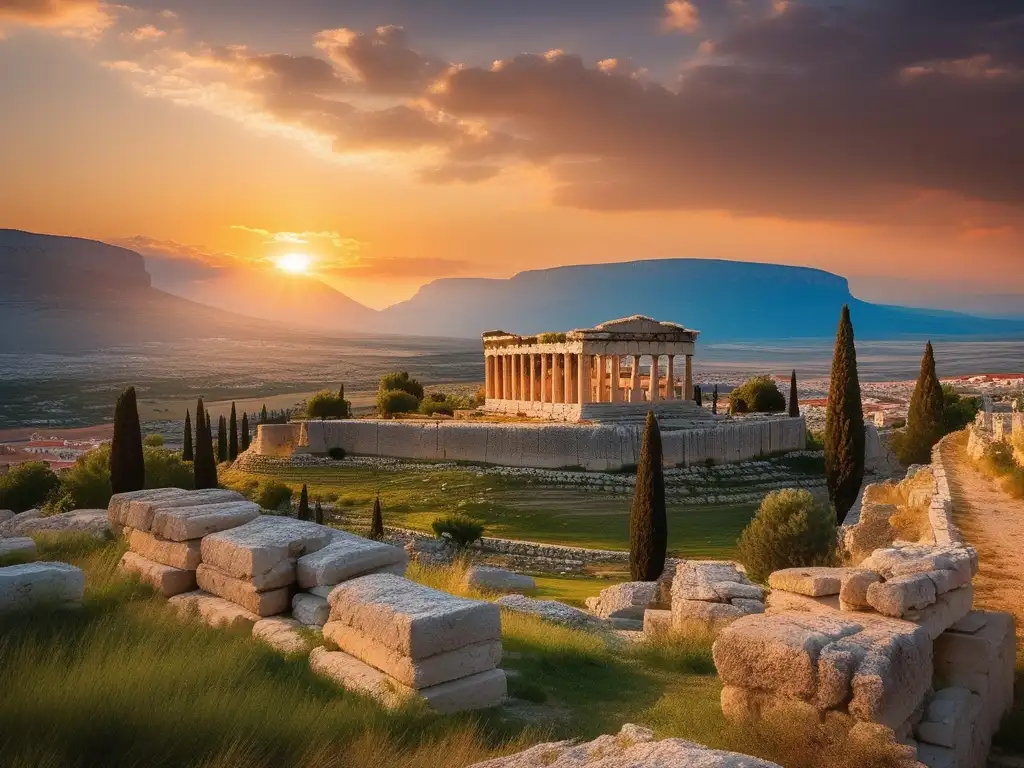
<box><xmin>928</xmin><ymin>436</ymin><xmax>961</xmax><ymax>546</ymax></box>
<box><xmin>253</xmin><ymin>416</ymin><xmax>807</xmax><ymax>471</ymax></box>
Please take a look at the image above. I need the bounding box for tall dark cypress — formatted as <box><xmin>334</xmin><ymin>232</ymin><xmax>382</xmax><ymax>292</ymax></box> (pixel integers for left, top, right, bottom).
<box><xmin>260</xmin><ymin>404</ymin><xmax>268</xmax><ymax>424</ymax></box>
<box><xmin>297</xmin><ymin>484</ymin><xmax>310</xmax><ymax>521</ymax></box>
<box><xmin>824</xmin><ymin>305</ymin><xmax>865</xmax><ymax>525</ymax></box>
<box><xmin>229</xmin><ymin>403</ymin><xmax>239</xmax><ymax>460</ymax></box>
<box><xmin>629</xmin><ymin>411</ymin><xmax>667</xmax><ymax>581</ymax></box>
<box><xmin>110</xmin><ymin>386</ymin><xmax>145</xmax><ymax>494</ymax></box>
<box><xmin>694</xmin><ymin>384</ymin><xmax>702</xmax><ymax>406</ymax></box>
<box><xmin>896</xmin><ymin>342</ymin><xmax>945</xmax><ymax>465</ymax></box>
<box><xmin>241</xmin><ymin>412</ymin><xmax>250</xmax><ymax>452</ymax></box>
<box><xmin>193</xmin><ymin>398</ymin><xmax>218</xmax><ymax>489</ymax></box>
<box><xmin>788</xmin><ymin>370</ymin><xmax>800</xmax><ymax>417</ymax></box>
<box><xmin>370</xmin><ymin>493</ymin><xmax>384</xmax><ymax>540</ymax></box>
<box><xmin>217</xmin><ymin>416</ymin><xmax>228</xmax><ymax>463</ymax></box>
<box><xmin>314</xmin><ymin>500</ymin><xmax>324</xmax><ymax>525</ymax></box>
<box><xmin>183</xmin><ymin>410</ymin><xmax>194</xmax><ymax>462</ymax></box>
<box><xmin>712</xmin><ymin>385</ymin><xmax>719</xmax><ymax>415</ymax></box>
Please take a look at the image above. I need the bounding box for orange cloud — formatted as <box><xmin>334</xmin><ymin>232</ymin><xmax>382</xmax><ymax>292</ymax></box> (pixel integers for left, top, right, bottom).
<box><xmin>0</xmin><ymin>0</ymin><xmax>117</xmax><ymax>40</ymax></box>
<box><xmin>662</xmin><ymin>1</ymin><xmax>700</xmax><ymax>33</ymax></box>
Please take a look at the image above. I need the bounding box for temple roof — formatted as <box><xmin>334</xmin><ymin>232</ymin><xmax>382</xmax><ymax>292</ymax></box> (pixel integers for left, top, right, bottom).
<box><xmin>585</xmin><ymin>315</ymin><xmax>693</xmax><ymax>334</ymax></box>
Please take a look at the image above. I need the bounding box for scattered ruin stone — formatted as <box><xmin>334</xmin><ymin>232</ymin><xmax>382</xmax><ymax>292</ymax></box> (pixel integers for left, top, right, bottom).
<box><xmin>10</xmin><ymin>509</ymin><xmax>110</xmax><ymax>539</ymax></box>
<box><xmin>123</xmin><ymin>489</ymin><xmax>243</xmax><ymax>532</ymax></box>
<box><xmin>108</xmin><ymin>489</ymin><xmax>189</xmax><ymax>527</ymax></box>
<box><xmin>0</xmin><ymin>509</ymin><xmax>42</xmax><ymax>538</ymax></box>
<box><xmin>866</xmin><ymin>573</ymin><xmax>937</xmax><ymax>618</ymax></box>
<box><xmin>839</xmin><ymin>570</ymin><xmax>884</xmax><ymax>611</ymax></box>
<box><xmin>119</xmin><ymin>551</ymin><xmax>196</xmax><ymax>597</ymax></box>
<box><xmin>643</xmin><ymin>608</ymin><xmax>672</xmax><ymax>637</ymax></box>
<box><xmin>153</xmin><ymin>500</ymin><xmax>261</xmax><ymax>542</ymax></box>
<box><xmin>585</xmin><ymin>581</ymin><xmax>656</xmax><ymax>619</ymax></box>
<box><xmin>0</xmin><ymin>561</ymin><xmax>85</xmax><ymax>613</ymax></box>
<box><xmin>462</xmin><ymin>565</ymin><xmax>536</xmax><ymax>594</ymax></box>
<box><xmin>168</xmin><ymin>590</ymin><xmax>260</xmax><ymax>628</ymax></box>
<box><xmin>296</xmin><ymin>531</ymin><xmax>408</xmax><ymax>588</ymax></box>
<box><xmin>195</xmin><ymin>564</ymin><xmax>291</xmax><ymax>617</ymax></box>
<box><xmin>0</xmin><ymin>537</ymin><xmax>36</xmax><ymax>559</ymax></box>
<box><xmin>252</xmin><ymin>617</ymin><xmax>316</xmax><ymax>654</ymax></box>
<box><xmin>670</xmin><ymin>560</ymin><xmax>765</xmax><ymax>635</ymax></box>
<box><xmin>127</xmin><ymin>528</ymin><xmax>202</xmax><ymax>570</ymax></box>
<box><xmin>292</xmin><ymin>592</ymin><xmax>330</xmax><ymax>626</ymax></box>
<box><xmin>495</xmin><ymin>593</ymin><xmax>601</xmax><ymax>629</ymax></box>
<box><xmin>768</xmin><ymin>567</ymin><xmax>865</xmax><ymax>597</ymax></box>
<box><xmin>200</xmin><ymin>515</ymin><xmax>333</xmax><ymax>581</ymax></box>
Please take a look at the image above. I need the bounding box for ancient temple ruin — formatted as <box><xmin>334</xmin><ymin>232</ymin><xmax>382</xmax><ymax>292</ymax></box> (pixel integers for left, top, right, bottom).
<box><xmin>482</xmin><ymin>316</ymin><xmax>705</xmax><ymax>422</ymax></box>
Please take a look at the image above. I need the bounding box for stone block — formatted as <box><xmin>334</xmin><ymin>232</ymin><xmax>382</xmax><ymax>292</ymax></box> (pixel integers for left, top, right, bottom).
<box><xmin>309</xmin><ymin>646</ymin><xmax>415</xmax><ymax>709</ymax></box>
<box><xmin>904</xmin><ymin>585</ymin><xmax>973</xmax><ymax>641</ymax></box>
<box><xmin>0</xmin><ymin>561</ymin><xmax>85</xmax><ymax>612</ymax></box>
<box><xmin>329</xmin><ymin>574</ymin><xmax>501</xmax><ymax>659</ymax></box>
<box><xmin>463</xmin><ymin>566</ymin><xmax>537</xmax><ymax>595</ymax></box>
<box><xmin>252</xmin><ymin>617</ymin><xmax>315</xmax><ymax>654</ymax></box>
<box><xmin>671</xmin><ymin>560</ymin><xmax>750</xmax><ymax>603</ymax></box>
<box><xmin>296</xmin><ymin>532</ymin><xmax>408</xmax><ymax>588</ymax></box>
<box><xmin>915</xmin><ymin>687</ymin><xmax>976</xmax><ymax>750</ymax></box>
<box><xmin>323</xmin><ymin>620</ymin><xmax>502</xmax><ymax>689</ymax></box>
<box><xmin>643</xmin><ymin>608</ymin><xmax>672</xmax><ymax>637</ymax></box>
<box><xmin>196</xmin><ymin>564</ymin><xmax>290</xmax><ymax>617</ymax></box>
<box><xmin>124</xmin><ymin>488</ymin><xmax>244</xmax><ymax>532</ymax></box>
<box><xmin>292</xmin><ymin>592</ymin><xmax>330</xmax><ymax>626</ymax></box>
<box><xmin>108</xmin><ymin>488</ymin><xmax>189</xmax><ymax>526</ymax></box>
<box><xmin>0</xmin><ymin>537</ymin><xmax>37</xmax><ymax>559</ymax></box>
<box><xmin>418</xmin><ymin>667</ymin><xmax>506</xmax><ymax>714</ymax></box>
<box><xmin>127</xmin><ymin>529</ymin><xmax>202</xmax><ymax>570</ymax></box>
<box><xmin>839</xmin><ymin>570</ymin><xmax>883</xmax><ymax>611</ymax></box>
<box><xmin>168</xmin><ymin>590</ymin><xmax>260</xmax><ymax>628</ymax></box>
<box><xmin>866</xmin><ymin>573</ymin><xmax>937</xmax><ymax>618</ymax></box>
<box><xmin>201</xmin><ymin>516</ymin><xmax>332</xmax><ymax>580</ymax></box>
<box><xmin>766</xmin><ymin>590</ymin><xmax>839</xmax><ymax>615</ymax></box>
<box><xmin>769</xmin><ymin>567</ymin><xmax>863</xmax><ymax>597</ymax></box>
<box><xmin>861</xmin><ymin>544</ymin><xmax>977</xmax><ymax>582</ymax></box>
<box><xmin>915</xmin><ymin>743</ymin><xmax>956</xmax><ymax>768</ymax></box>
<box><xmin>585</xmin><ymin>581</ymin><xmax>656</xmax><ymax>619</ymax></box>
<box><xmin>674</xmin><ymin>599</ymin><xmax>750</xmax><ymax>635</ymax></box>
<box><xmin>119</xmin><ymin>551</ymin><xmax>196</xmax><ymax>597</ymax></box>
<box><xmin>152</xmin><ymin>501</ymin><xmax>261</xmax><ymax>542</ymax></box>
<box><xmin>12</xmin><ymin>509</ymin><xmax>111</xmax><ymax>539</ymax></box>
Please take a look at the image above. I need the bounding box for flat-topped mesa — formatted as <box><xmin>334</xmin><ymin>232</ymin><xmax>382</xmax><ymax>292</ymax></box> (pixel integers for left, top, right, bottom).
<box><xmin>481</xmin><ymin>315</ymin><xmax>709</xmax><ymax>423</ymax></box>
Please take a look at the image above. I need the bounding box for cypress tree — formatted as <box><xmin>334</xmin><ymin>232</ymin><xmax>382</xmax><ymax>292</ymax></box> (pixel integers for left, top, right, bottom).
<box><xmin>217</xmin><ymin>416</ymin><xmax>228</xmax><ymax>463</ymax></box>
<box><xmin>297</xmin><ymin>484</ymin><xmax>310</xmax><ymax>521</ymax></box>
<box><xmin>260</xmin><ymin>404</ymin><xmax>268</xmax><ymax>424</ymax></box>
<box><xmin>314</xmin><ymin>500</ymin><xmax>324</xmax><ymax>525</ymax></box>
<box><xmin>110</xmin><ymin>386</ymin><xmax>145</xmax><ymax>494</ymax></box>
<box><xmin>183</xmin><ymin>410</ymin><xmax>194</xmax><ymax>462</ymax></box>
<box><xmin>895</xmin><ymin>342</ymin><xmax>945</xmax><ymax>465</ymax></box>
<box><xmin>193</xmin><ymin>398</ymin><xmax>218</xmax><ymax>489</ymax></box>
<box><xmin>694</xmin><ymin>384</ymin><xmax>702</xmax><ymax>406</ymax></box>
<box><xmin>370</xmin><ymin>493</ymin><xmax>384</xmax><ymax>540</ymax></box>
<box><xmin>629</xmin><ymin>411</ymin><xmax>667</xmax><ymax>581</ymax></box>
<box><xmin>788</xmin><ymin>370</ymin><xmax>800</xmax><ymax>417</ymax></box>
<box><xmin>712</xmin><ymin>385</ymin><xmax>719</xmax><ymax>415</ymax></box>
<box><xmin>229</xmin><ymin>403</ymin><xmax>239</xmax><ymax>460</ymax></box>
<box><xmin>824</xmin><ymin>305</ymin><xmax>865</xmax><ymax>525</ymax></box>
<box><xmin>241</xmin><ymin>412</ymin><xmax>250</xmax><ymax>452</ymax></box>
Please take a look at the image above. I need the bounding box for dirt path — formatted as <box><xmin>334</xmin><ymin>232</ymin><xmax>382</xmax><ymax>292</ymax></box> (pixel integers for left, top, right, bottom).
<box><xmin>942</xmin><ymin>433</ymin><xmax>1024</xmax><ymax>642</ymax></box>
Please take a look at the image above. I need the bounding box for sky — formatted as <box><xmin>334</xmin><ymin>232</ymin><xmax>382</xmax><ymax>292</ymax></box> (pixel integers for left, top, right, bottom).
<box><xmin>1</xmin><ymin>0</ymin><xmax>1022</xmax><ymax>310</ymax></box>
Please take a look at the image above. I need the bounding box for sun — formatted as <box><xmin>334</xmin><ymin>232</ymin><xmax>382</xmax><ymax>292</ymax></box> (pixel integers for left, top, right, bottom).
<box><xmin>275</xmin><ymin>253</ymin><xmax>312</xmax><ymax>274</ymax></box>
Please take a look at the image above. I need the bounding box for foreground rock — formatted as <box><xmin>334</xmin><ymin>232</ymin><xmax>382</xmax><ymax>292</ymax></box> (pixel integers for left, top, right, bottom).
<box><xmin>252</xmin><ymin>617</ymin><xmax>316</xmax><ymax>654</ymax></box>
<box><xmin>671</xmin><ymin>560</ymin><xmax>765</xmax><ymax>635</ymax></box>
<box><xmin>463</xmin><ymin>566</ymin><xmax>536</xmax><ymax>594</ymax></box>
<box><xmin>119</xmin><ymin>551</ymin><xmax>196</xmax><ymax>597</ymax></box>
<box><xmin>585</xmin><ymin>581</ymin><xmax>656</xmax><ymax>620</ymax></box>
<box><xmin>0</xmin><ymin>562</ymin><xmax>85</xmax><ymax>613</ymax></box>
<box><xmin>8</xmin><ymin>509</ymin><xmax>110</xmax><ymax>539</ymax></box>
<box><xmin>467</xmin><ymin>723</ymin><xmax>782</xmax><ymax>767</ymax></box>
<box><xmin>496</xmin><ymin>594</ymin><xmax>601</xmax><ymax>628</ymax></box>
<box><xmin>296</xmin><ymin>531</ymin><xmax>408</xmax><ymax>588</ymax></box>
<box><xmin>168</xmin><ymin>590</ymin><xmax>260</xmax><ymax>628</ymax></box>
<box><xmin>201</xmin><ymin>516</ymin><xmax>333</xmax><ymax>583</ymax></box>
<box><xmin>0</xmin><ymin>509</ymin><xmax>41</xmax><ymax>537</ymax></box>
<box><xmin>0</xmin><ymin>537</ymin><xmax>37</xmax><ymax>560</ymax></box>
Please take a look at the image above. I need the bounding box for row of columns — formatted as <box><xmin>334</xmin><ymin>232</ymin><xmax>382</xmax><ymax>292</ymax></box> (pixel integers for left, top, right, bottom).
<box><xmin>485</xmin><ymin>352</ymin><xmax>694</xmax><ymax>404</ymax></box>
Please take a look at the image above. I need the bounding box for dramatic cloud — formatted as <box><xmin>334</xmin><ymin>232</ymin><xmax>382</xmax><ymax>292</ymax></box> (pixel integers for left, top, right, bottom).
<box><xmin>0</xmin><ymin>0</ymin><xmax>116</xmax><ymax>39</ymax></box>
<box><xmin>662</xmin><ymin>1</ymin><xmax>700</xmax><ymax>33</ymax></box>
<box><xmin>113</xmin><ymin>235</ymin><xmax>236</xmax><ymax>266</ymax></box>
<box><xmin>314</xmin><ymin>25</ymin><xmax>447</xmax><ymax>95</ymax></box>
<box><xmin>122</xmin><ymin>24</ymin><xmax>165</xmax><ymax>42</ymax></box>
<box><xmin>229</xmin><ymin>225</ymin><xmax>362</xmax><ymax>252</ymax></box>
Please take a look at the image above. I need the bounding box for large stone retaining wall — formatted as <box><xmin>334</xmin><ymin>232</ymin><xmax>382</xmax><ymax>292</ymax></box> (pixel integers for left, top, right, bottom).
<box><xmin>253</xmin><ymin>416</ymin><xmax>806</xmax><ymax>471</ymax></box>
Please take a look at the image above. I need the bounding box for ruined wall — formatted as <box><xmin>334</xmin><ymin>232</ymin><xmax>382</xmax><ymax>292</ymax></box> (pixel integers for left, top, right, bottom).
<box><xmin>257</xmin><ymin>416</ymin><xmax>806</xmax><ymax>471</ymax></box>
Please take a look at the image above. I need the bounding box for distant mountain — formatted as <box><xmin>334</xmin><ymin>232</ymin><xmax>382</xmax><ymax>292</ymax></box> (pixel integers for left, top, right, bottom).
<box><xmin>0</xmin><ymin>229</ymin><xmax>310</xmax><ymax>352</ymax></box>
<box><xmin>378</xmin><ymin>259</ymin><xmax>1024</xmax><ymax>341</ymax></box>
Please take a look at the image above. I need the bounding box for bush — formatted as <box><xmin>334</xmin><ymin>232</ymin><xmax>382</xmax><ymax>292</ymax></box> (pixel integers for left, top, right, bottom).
<box><xmin>0</xmin><ymin>461</ymin><xmax>61</xmax><ymax>513</ymax></box>
<box><xmin>57</xmin><ymin>445</ymin><xmax>195</xmax><ymax>511</ymax></box>
<box><xmin>431</xmin><ymin>514</ymin><xmax>484</xmax><ymax>550</ymax></box>
<box><xmin>730</xmin><ymin>397</ymin><xmax>748</xmax><ymax>415</ymax></box>
<box><xmin>377</xmin><ymin>389</ymin><xmax>420</xmax><ymax>416</ymax></box>
<box><xmin>378</xmin><ymin>371</ymin><xmax>424</xmax><ymax>401</ymax></box>
<box><xmin>143</xmin><ymin>434</ymin><xmax>165</xmax><ymax>447</ymax></box>
<box><xmin>306</xmin><ymin>390</ymin><xmax>351</xmax><ymax>420</ymax></box>
<box><xmin>254</xmin><ymin>479</ymin><xmax>293</xmax><ymax>512</ymax></box>
<box><xmin>327</xmin><ymin>446</ymin><xmax>346</xmax><ymax>460</ymax></box>
<box><xmin>728</xmin><ymin>376</ymin><xmax>786</xmax><ymax>414</ymax></box>
<box><xmin>805</xmin><ymin>429</ymin><xmax>825</xmax><ymax>450</ymax></box>
<box><xmin>941</xmin><ymin>384</ymin><xmax>980</xmax><ymax>434</ymax></box>
<box><xmin>418</xmin><ymin>393</ymin><xmax>467</xmax><ymax>417</ymax></box>
<box><xmin>1003</xmin><ymin>467</ymin><xmax>1024</xmax><ymax>500</ymax></box>
<box><xmin>737</xmin><ymin>488</ymin><xmax>837</xmax><ymax>583</ymax></box>
<box><xmin>142</xmin><ymin>447</ymin><xmax>194</xmax><ymax>491</ymax></box>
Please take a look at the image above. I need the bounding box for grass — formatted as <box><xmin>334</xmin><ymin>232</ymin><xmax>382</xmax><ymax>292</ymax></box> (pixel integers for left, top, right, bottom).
<box><xmin>221</xmin><ymin>464</ymin><xmax>758</xmax><ymax>559</ymax></box>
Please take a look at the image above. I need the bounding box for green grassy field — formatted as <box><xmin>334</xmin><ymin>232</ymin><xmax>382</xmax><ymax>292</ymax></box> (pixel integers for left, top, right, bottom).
<box><xmin>221</xmin><ymin>463</ymin><xmax>759</xmax><ymax>559</ymax></box>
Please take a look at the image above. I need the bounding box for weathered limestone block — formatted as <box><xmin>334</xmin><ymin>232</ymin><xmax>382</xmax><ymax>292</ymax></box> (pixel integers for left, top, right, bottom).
<box><xmin>839</xmin><ymin>570</ymin><xmax>884</xmax><ymax>611</ymax></box>
<box><xmin>719</xmin><ymin>686</ymin><xmax>821</xmax><ymax>724</ymax></box>
<box><xmin>417</xmin><ymin>668</ymin><xmax>507</xmax><ymax>714</ymax></box>
<box><xmin>323</xmin><ymin>620</ymin><xmax>502</xmax><ymax>689</ymax></box>
<box><xmin>674</xmin><ymin>599</ymin><xmax>757</xmax><ymax>635</ymax></box>
<box><xmin>915</xmin><ymin>687</ymin><xmax>978</xmax><ymax>751</ymax></box>
<box><xmin>296</xmin><ymin>532</ymin><xmax>408</xmax><ymax>588</ymax></box>
<box><xmin>466</xmin><ymin>722</ymin><xmax>784</xmax><ymax>768</ymax></box>
<box><xmin>12</xmin><ymin>509</ymin><xmax>110</xmax><ymax>539</ymax></box>
<box><xmin>195</xmin><ymin>564</ymin><xmax>290</xmax><ymax>617</ymax></box>
<box><xmin>671</xmin><ymin>560</ymin><xmax>750</xmax><ymax>603</ymax></box>
<box><xmin>0</xmin><ymin>509</ymin><xmax>14</xmax><ymax>524</ymax></box>
<box><xmin>124</xmin><ymin>488</ymin><xmax>244</xmax><ymax>532</ymax></box>
<box><xmin>252</xmin><ymin>617</ymin><xmax>315</xmax><ymax>654</ymax></box>
<box><xmin>860</xmin><ymin>544</ymin><xmax>977</xmax><ymax>582</ymax></box>
<box><xmin>0</xmin><ymin>537</ymin><xmax>37</xmax><ymax>559</ymax></box>
<box><xmin>119</xmin><ymin>551</ymin><xmax>196</xmax><ymax>597</ymax></box>
<box><xmin>463</xmin><ymin>566</ymin><xmax>537</xmax><ymax>595</ymax></box>
<box><xmin>585</xmin><ymin>581</ymin><xmax>656</xmax><ymax>619</ymax></box>
<box><xmin>153</xmin><ymin>500</ymin><xmax>261</xmax><ymax>542</ymax></box>
<box><xmin>292</xmin><ymin>592</ymin><xmax>329</xmax><ymax>626</ymax></box>
<box><xmin>766</xmin><ymin>590</ymin><xmax>840</xmax><ymax>615</ymax></box>
<box><xmin>127</xmin><ymin>529</ymin><xmax>202</xmax><ymax>570</ymax></box>
<box><xmin>903</xmin><ymin>585</ymin><xmax>973</xmax><ymax>641</ymax></box>
<box><xmin>866</xmin><ymin>573</ymin><xmax>937</xmax><ymax>618</ymax></box>
<box><xmin>643</xmin><ymin>608</ymin><xmax>672</xmax><ymax>637</ymax></box>
<box><xmin>329</xmin><ymin>573</ymin><xmax>501</xmax><ymax>659</ymax></box>
<box><xmin>108</xmin><ymin>488</ymin><xmax>189</xmax><ymax>526</ymax></box>
<box><xmin>842</xmin><ymin>502</ymin><xmax>897</xmax><ymax>564</ymax></box>
<box><xmin>495</xmin><ymin>593</ymin><xmax>601</xmax><ymax>628</ymax></box>
<box><xmin>309</xmin><ymin>646</ymin><xmax>415</xmax><ymax>708</ymax></box>
<box><xmin>0</xmin><ymin>561</ymin><xmax>85</xmax><ymax>612</ymax></box>
<box><xmin>769</xmin><ymin>567</ymin><xmax>865</xmax><ymax>597</ymax></box>
<box><xmin>168</xmin><ymin>590</ymin><xmax>260</xmax><ymax>627</ymax></box>
<box><xmin>201</xmin><ymin>515</ymin><xmax>332</xmax><ymax>581</ymax></box>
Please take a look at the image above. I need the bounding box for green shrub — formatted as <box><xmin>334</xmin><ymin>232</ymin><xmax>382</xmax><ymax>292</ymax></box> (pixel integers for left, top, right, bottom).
<box><xmin>805</xmin><ymin>429</ymin><xmax>825</xmax><ymax>450</ymax></box>
<box><xmin>728</xmin><ymin>376</ymin><xmax>786</xmax><ymax>414</ymax></box>
<box><xmin>418</xmin><ymin>394</ymin><xmax>467</xmax><ymax>417</ymax></box>
<box><xmin>143</xmin><ymin>434</ymin><xmax>165</xmax><ymax>447</ymax></box>
<box><xmin>431</xmin><ymin>514</ymin><xmax>484</xmax><ymax>549</ymax></box>
<box><xmin>327</xmin><ymin>446</ymin><xmax>346</xmax><ymax>460</ymax></box>
<box><xmin>0</xmin><ymin>461</ymin><xmax>61</xmax><ymax>513</ymax></box>
<box><xmin>941</xmin><ymin>384</ymin><xmax>980</xmax><ymax>434</ymax></box>
<box><xmin>57</xmin><ymin>445</ymin><xmax>195</xmax><ymax>511</ymax></box>
<box><xmin>736</xmin><ymin>488</ymin><xmax>837</xmax><ymax>583</ymax></box>
<box><xmin>142</xmin><ymin>447</ymin><xmax>194</xmax><ymax>491</ymax></box>
<box><xmin>42</xmin><ymin>488</ymin><xmax>76</xmax><ymax>516</ymax></box>
<box><xmin>254</xmin><ymin>479</ymin><xmax>293</xmax><ymax>511</ymax></box>
<box><xmin>378</xmin><ymin>372</ymin><xmax>424</xmax><ymax>401</ymax></box>
<box><xmin>981</xmin><ymin>442</ymin><xmax>1017</xmax><ymax>476</ymax></box>
<box><xmin>1003</xmin><ymin>468</ymin><xmax>1024</xmax><ymax>500</ymax></box>
<box><xmin>377</xmin><ymin>389</ymin><xmax>420</xmax><ymax>416</ymax></box>
<box><xmin>306</xmin><ymin>390</ymin><xmax>351</xmax><ymax>420</ymax></box>
<box><xmin>730</xmin><ymin>397</ymin><xmax>748</xmax><ymax>415</ymax></box>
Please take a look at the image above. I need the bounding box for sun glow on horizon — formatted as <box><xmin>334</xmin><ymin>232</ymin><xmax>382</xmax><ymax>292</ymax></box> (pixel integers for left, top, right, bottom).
<box><xmin>275</xmin><ymin>253</ymin><xmax>312</xmax><ymax>274</ymax></box>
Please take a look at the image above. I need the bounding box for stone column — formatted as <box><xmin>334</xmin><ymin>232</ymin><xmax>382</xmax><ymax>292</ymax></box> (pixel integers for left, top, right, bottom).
<box><xmin>504</xmin><ymin>355</ymin><xmax>513</xmax><ymax>400</ymax></box>
<box><xmin>485</xmin><ymin>355</ymin><xmax>493</xmax><ymax>400</ymax></box>
<box><xmin>577</xmin><ymin>353</ymin><xmax>590</xmax><ymax>404</ymax></box>
<box><xmin>666</xmin><ymin>355</ymin><xmax>675</xmax><ymax>400</ymax></box>
<box><xmin>540</xmin><ymin>354</ymin><xmax>549</xmax><ymax>404</ymax></box>
<box><xmin>527</xmin><ymin>353</ymin><xmax>535</xmax><ymax>402</ymax></box>
<box><xmin>630</xmin><ymin>355</ymin><xmax>641</xmax><ymax>402</ymax></box>
<box><xmin>610</xmin><ymin>355</ymin><xmax>621</xmax><ymax>403</ymax></box>
<box><xmin>650</xmin><ymin>355</ymin><xmax>660</xmax><ymax>402</ymax></box>
<box><xmin>591</xmin><ymin>355</ymin><xmax>602</xmax><ymax>402</ymax></box>
<box><xmin>551</xmin><ymin>353</ymin><xmax>562</xmax><ymax>404</ymax></box>
<box><xmin>563</xmin><ymin>353</ymin><xmax>573</xmax><ymax>405</ymax></box>
<box><xmin>519</xmin><ymin>354</ymin><xmax>528</xmax><ymax>402</ymax></box>
<box><xmin>685</xmin><ymin>354</ymin><xmax>693</xmax><ymax>401</ymax></box>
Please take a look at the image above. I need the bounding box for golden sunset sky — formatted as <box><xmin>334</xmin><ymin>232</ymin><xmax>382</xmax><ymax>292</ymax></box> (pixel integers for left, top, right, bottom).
<box><xmin>1</xmin><ymin>0</ymin><xmax>1022</xmax><ymax>309</ymax></box>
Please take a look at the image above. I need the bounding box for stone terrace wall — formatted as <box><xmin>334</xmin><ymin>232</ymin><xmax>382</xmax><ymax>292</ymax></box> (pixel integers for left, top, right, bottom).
<box><xmin>254</xmin><ymin>417</ymin><xmax>806</xmax><ymax>471</ymax></box>
<box><xmin>928</xmin><ymin>436</ymin><xmax>961</xmax><ymax>546</ymax></box>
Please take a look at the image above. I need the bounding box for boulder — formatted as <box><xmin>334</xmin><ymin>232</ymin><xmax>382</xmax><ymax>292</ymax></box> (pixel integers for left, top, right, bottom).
<box><xmin>463</xmin><ymin>566</ymin><xmax>536</xmax><ymax>594</ymax></box>
<box><xmin>495</xmin><ymin>593</ymin><xmax>601</xmax><ymax>629</ymax></box>
<box><xmin>0</xmin><ymin>561</ymin><xmax>85</xmax><ymax>612</ymax></box>
<box><xmin>123</xmin><ymin>488</ymin><xmax>244</xmax><ymax>532</ymax></box>
<box><xmin>329</xmin><ymin>573</ymin><xmax>501</xmax><ymax>658</ymax></box>
<box><xmin>127</xmin><ymin>529</ymin><xmax>202</xmax><ymax>570</ymax></box>
<box><xmin>200</xmin><ymin>515</ymin><xmax>332</xmax><ymax>580</ymax></box>
<box><xmin>466</xmin><ymin>723</ymin><xmax>783</xmax><ymax>767</ymax></box>
<box><xmin>11</xmin><ymin>509</ymin><xmax>110</xmax><ymax>539</ymax></box>
<box><xmin>839</xmin><ymin>570</ymin><xmax>884</xmax><ymax>611</ymax></box>
<box><xmin>168</xmin><ymin>590</ymin><xmax>260</xmax><ymax>628</ymax></box>
<box><xmin>0</xmin><ymin>537</ymin><xmax>37</xmax><ymax>559</ymax></box>
<box><xmin>673</xmin><ymin>599</ymin><xmax>752</xmax><ymax>635</ymax></box>
<box><xmin>252</xmin><ymin>617</ymin><xmax>315</xmax><ymax>654</ymax></box>
<box><xmin>292</xmin><ymin>592</ymin><xmax>330</xmax><ymax>626</ymax></box>
<box><xmin>0</xmin><ymin>509</ymin><xmax>41</xmax><ymax>537</ymax></box>
<box><xmin>323</xmin><ymin>620</ymin><xmax>502</xmax><ymax>689</ymax></box>
<box><xmin>671</xmin><ymin>560</ymin><xmax>750</xmax><ymax>603</ymax></box>
<box><xmin>119</xmin><ymin>551</ymin><xmax>196</xmax><ymax>596</ymax></box>
<box><xmin>866</xmin><ymin>574</ymin><xmax>937</xmax><ymax>618</ymax></box>
<box><xmin>860</xmin><ymin>544</ymin><xmax>977</xmax><ymax>582</ymax></box>
<box><xmin>195</xmin><ymin>564</ymin><xmax>291</xmax><ymax>617</ymax></box>
<box><xmin>768</xmin><ymin>567</ymin><xmax>865</xmax><ymax>598</ymax></box>
<box><xmin>296</xmin><ymin>531</ymin><xmax>408</xmax><ymax>588</ymax></box>
<box><xmin>585</xmin><ymin>581</ymin><xmax>656</xmax><ymax>619</ymax></box>
<box><xmin>152</xmin><ymin>500</ymin><xmax>261</xmax><ymax>542</ymax></box>
<box><xmin>0</xmin><ymin>509</ymin><xmax>14</xmax><ymax>524</ymax></box>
